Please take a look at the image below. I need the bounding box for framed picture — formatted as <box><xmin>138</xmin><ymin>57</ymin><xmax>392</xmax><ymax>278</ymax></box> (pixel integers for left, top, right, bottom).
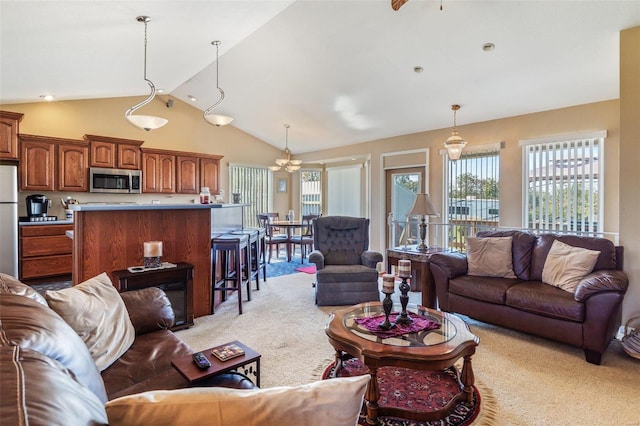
<box><xmin>277</xmin><ymin>178</ymin><xmax>287</xmax><ymax>193</ymax></box>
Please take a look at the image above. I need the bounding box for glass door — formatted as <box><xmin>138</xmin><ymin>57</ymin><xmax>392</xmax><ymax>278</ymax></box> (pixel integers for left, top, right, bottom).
<box><xmin>386</xmin><ymin>168</ymin><xmax>423</xmax><ymax>248</ymax></box>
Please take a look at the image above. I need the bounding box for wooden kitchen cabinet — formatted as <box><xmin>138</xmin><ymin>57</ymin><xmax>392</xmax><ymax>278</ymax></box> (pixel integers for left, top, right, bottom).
<box><xmin>19</xmin><ymin>136</ymin><xmax>55</xmax><ymax>191</ymax></box>
<box><xmin>117</xmin><ymin>144</ymin><xmax>141</xmax><ymax>169</ymax></box>
<box><xmin>19</xmin><ymin>224</ymin><xmax>73</xmax><ymax>281</ymax></box>
<box><xmin>58</xmin><ymin>142</ymin><xmax>89</xmax><ymax>191</ymax></box>
<box><xmin>89</xmin><ymin>141</ymin><xmax>115</xmax><ymax>168</ymax></box>
<box><xmin>176</xmin><ymin>155</ymin><xmax>199</xmax><ymax>194</ymax></box>
<box><xmin>141</xmin><ymin>149</ymin><xmax>176</xmax><ymax>193</ymax></box>
<box><xmin>84</xmin><ymin>134</ymin><xmax>143</xmax><ymax>170</ymax></box>
<box><xmin>0</xmin><ymin>110</ymin><xmax>23</xmax><ymax>160</ymax></box>
<box><xmin>200</xmin><ymin>156</ymin><xmax>221</xmax><ymax>194</ymax></box>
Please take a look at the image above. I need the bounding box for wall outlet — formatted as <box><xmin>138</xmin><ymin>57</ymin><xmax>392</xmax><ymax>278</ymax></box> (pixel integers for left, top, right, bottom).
<box><xmin>616</xmin><ymin>325</ymin><xmax>637</xmax><ymax>340</ymax></box>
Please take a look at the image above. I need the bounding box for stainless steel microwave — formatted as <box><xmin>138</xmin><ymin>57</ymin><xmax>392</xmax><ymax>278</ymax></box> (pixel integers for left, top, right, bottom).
<box><xmin>89</xmin><ymin>167</ymin><xmax>142</xmax><ymax>193</ymax></box>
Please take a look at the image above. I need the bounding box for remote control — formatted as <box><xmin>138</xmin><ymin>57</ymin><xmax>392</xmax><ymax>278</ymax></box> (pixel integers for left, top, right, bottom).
<box><xmin>192</xmin><ymin>352</ymin><xmax>211</xmax><ymax>370</ymax></box>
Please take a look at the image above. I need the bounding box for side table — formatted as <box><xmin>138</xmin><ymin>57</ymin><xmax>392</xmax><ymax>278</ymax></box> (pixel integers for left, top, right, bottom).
<box><xmin>171</xmin><ymin>340</ymin><xmax>261</xmax><ymax>387</ymax></box>
<box><xmin>387</xmin><ymin>246</ymin><xmax>451</xmax><ymax>309</ymax></box>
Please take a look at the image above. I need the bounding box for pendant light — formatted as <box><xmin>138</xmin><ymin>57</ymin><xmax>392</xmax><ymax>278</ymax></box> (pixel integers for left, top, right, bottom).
<box><xmin>204</xmin><ymin>41</ymin><xmax>233</xmax><ymax>127</ymax></box>
<box><xmin>269</xmin><ymin>124</ymin><xmax>302</xmax><ymax>173</ymax></box>
<box><xmin>125</xmin><ymin>16</ymin><xmax>168</xmax><ymax>131</ymax></box>
<box><xmin>444</xmin><ymin>104</ymin><xmax>467</xmax><ymax>160</ymax></box>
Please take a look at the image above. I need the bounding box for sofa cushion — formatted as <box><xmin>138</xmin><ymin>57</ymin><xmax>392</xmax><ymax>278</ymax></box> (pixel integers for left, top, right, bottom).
<box><xmin>530</xmin><ymin>234</ymin><xmax>617</xmax><ymax>280</ymax></box>
<box><xmin>105</xmin><ymin>374</ymin><xmax>370</xmax><ymax>426</ymax></box>
<box><xmin>449</xmin><ymin>275</ymin><xmax>521</xmax><ymax>305</ymax></box>
<box><xmin>476</xmin><ymin>230</ymin><xmax>537</xmax><ymax>280</ymax></box>
<box><xmin>542</xmin><ymin>240</ymin><xmax>600</xmax><ymax>293</ymax></box>
<box><xmin>101</xmin><ymin>329</ymin><xmax>192</xmax><ymax>399</ymax></box>
<box><xmin>466</xmin><ymin>236</ymin><xmax>517</xmax><ymax>278</ymax></box>
<box><xmin>0</xmin><ymin>272</ymin><xmax>48</xmax><ymax>306</ymax></box>
<box><xmin>45</xmin><ymin>272</ymin><xmax>136</xmax><ymax>372</ymax></box>
<box><xmin>506</xmin><ymin>281</ymin><xmax>584</xmax><ymax>322</ymax></box>
<box><xmin>0</xmin><ymin>345</ymin><xmax>108</xmax><ymax>425</ymax></box>
<box><xmin>316</xmin><ymin>264</ymin><xmax>379</xmax><ymax>283</ymax></box>
<box><xmin>0</xmin><ymin>292</ymin><xmax>108</xmax><ymax>403</ymax></box>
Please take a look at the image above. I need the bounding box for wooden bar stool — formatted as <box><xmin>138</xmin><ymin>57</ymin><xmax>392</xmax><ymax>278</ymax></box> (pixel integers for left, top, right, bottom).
<box><xmin>231</xmin><ymin>228</ymin><xmax>260</xmax><ymax>290</ymax></box>
<box><xmin>211</xmin><ymin>233</ymin><xmax>251</xmax><ymax>315</ymax></box>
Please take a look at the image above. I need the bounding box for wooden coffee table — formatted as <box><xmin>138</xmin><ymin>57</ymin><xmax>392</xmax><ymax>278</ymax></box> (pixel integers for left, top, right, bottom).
<box><xmin>326</xmin><ymin>302</ymin><xmax>478</xmax><ymax>425</ymax></box>
<box><xmin>171</xmin><ymin>340</ymin><xmax>261</xmax><ymax>387</ymax></box>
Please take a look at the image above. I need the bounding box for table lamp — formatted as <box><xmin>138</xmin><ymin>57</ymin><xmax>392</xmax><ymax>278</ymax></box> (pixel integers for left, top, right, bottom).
<box><xmin>408</xmin><ymin>193</ymin><xmax>440</xmax><ymax>251</ymax></box>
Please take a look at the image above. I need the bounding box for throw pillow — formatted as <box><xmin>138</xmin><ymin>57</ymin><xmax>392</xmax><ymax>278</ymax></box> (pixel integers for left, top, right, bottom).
<box><xmin>45</xmin><ymin>272</ymin><xmax>135</xmax><ymax>371</ymax></box>
<box><xmin>466</xmin><ymin>236</ymin><xmax>517</xmax><ymax>278</ymax></box>
<box><xmin>542</xmin><ymin>239</ymin><xmax>600</xmax><ymax>293</ymax></box>
<box><xmin>105</xmin><ymin>374</ymin><xmax>370</xmax><ymax>426</ymax></box>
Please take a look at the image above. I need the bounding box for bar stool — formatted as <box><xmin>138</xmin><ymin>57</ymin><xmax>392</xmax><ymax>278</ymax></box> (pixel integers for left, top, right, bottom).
<box><xmin>231</xmin><ymin>228</ymin><xmax>260</xmax><ymax>290</ymax></box>
<box><xmin>211</xmin><ymin>233</ymin><xmax>251</xmax><ymax>314</ymax></box>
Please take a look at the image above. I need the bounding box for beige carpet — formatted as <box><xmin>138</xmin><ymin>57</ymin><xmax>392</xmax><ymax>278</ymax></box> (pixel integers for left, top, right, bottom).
<box><xmin>176</xmin><ymin>273</ymin><xmax>640</xmax><ymax>425</ymax></box>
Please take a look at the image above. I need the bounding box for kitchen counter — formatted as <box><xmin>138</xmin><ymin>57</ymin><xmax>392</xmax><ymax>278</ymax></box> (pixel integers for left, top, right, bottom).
<box><xmin>69</xmin><ymin>203</ymin><xmax>249</xmax><ymax>212</ymax></box>
<box><xmin>19</xmin><ymin>220</ymin><xmax>74</xmax><ymax>226</ymax></box>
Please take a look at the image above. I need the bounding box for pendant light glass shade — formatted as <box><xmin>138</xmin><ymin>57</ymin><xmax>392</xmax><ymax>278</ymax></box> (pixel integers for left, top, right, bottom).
<box><xmin>203</xmin><ymin>41</ymin><xmax>233</xmax><ymax>127</ymax></box>
<box><xmin>125</xmin><ymin>16</ymin><xmax>168</xmax><ymax>131</ymax></box>
<box><xmin>271</xmin><ymin>124</ymin><xmax>302</xmax><ymax>173</ymax></box>
<box><xmin>444</xmin><ymin>104</ymin><xmax>467</xmax><ymax>160</ymax></box>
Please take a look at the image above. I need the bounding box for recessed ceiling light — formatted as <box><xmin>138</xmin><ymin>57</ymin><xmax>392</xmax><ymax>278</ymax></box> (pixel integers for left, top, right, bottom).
<box><xmin>414</xmin><ymin>66</ymin><xmax>424</xmax><ymax>73</ymax></box>
<box><xmin>157</xmin><ymin>89</ymin><xmax>165</xmax><ymax>94</ymax></box>
<box><xmin>482</xmin><ymin>42</ymin><xmax>495</xmax><ymax>52</ymax></box>
<box><xmin>40</xmin><ymin>95</ymin><xmax>54</xmax><ymax>101</ymax></box>
<box><xmin>188</xmin><ymin>95</ymin><xmax>197</xmax><ymax>102</ymax></box>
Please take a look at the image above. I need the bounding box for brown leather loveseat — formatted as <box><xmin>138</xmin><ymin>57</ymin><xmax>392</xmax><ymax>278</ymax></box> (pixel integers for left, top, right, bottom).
<box><xmin>428</xmin><ymin>230</ymin><xmax>629</xmax><ymax>365</ymax></box>
<box><xmin>0</xmin><ymin>273</ymin><xmax>254</xmax><ymax>425</ymax></box>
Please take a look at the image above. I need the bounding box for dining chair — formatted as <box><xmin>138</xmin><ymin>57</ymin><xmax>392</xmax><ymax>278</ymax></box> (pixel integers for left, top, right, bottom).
<box><xmin>290</xmin><ymin>214</ymin><xmax>320</xmax><ymax>263</ymax></box>
<box><xmin>257</xmin><ymin>214</ymin><xmax>288</xmax><ymax>263</ymax></box>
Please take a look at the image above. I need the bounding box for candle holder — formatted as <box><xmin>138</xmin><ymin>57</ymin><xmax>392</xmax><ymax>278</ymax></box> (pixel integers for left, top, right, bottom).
<box><xmin>395</xmin><ymin>276</ymin><xmax>413</xmax><ymax>325</ymax></box>
<box><xmin>144</xmin><ymin>256</ymin><xmax>161</xmax><ymax>269</ymax></box>
<box><xmin>379</xmin><ymin>289</ymin><xmax>396</xmax><ymax>330</ymax></box>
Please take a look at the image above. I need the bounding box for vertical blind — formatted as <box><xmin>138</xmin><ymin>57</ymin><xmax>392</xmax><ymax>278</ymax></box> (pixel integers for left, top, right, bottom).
<box><xmin>229</xmin><ymin>165</ymin><xmax>270</xmax><ymax>228</ymax></box>
<box><xmin>523</xmin><ymin>135</ymin><xmax>602</xmax><ymax>233</ymax></box>
<box><xmin>326</xmin><ymin>164</ymin><xmax>362</xmax><ymax>217</ymax></box>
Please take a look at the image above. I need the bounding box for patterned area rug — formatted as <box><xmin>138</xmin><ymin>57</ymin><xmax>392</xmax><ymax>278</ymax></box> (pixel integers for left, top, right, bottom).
<box><xmin>322</xmin><ymin>358</ymin><xmax>480</xmax><ymax>426</ymax></box>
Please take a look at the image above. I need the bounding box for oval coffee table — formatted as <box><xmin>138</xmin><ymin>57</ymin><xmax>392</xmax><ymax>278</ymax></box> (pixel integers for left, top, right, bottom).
<box><xmin>325</xmin><ymin>302</ymin><xmax>479</xmax><ymax>425</ymax></box>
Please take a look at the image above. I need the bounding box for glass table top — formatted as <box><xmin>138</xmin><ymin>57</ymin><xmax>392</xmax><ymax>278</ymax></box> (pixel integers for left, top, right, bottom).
<box><xmin>342</xmin><ymin>303</ymin><xmax>457</xmax><ymax>348</ymax></box>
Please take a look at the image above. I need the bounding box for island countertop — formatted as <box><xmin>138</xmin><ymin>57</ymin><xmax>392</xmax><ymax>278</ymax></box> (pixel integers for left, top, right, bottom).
<box><xmin>69</xmin><ymin>203</ymin><xmax>249</xmax><ymax>212</ymax></box>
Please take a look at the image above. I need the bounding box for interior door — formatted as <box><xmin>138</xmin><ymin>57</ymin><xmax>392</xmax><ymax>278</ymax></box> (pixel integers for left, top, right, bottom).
<box><xmin>385</xmin><ymin>167</ymin><xmax>424</xmax><ymax>248</ymax></box>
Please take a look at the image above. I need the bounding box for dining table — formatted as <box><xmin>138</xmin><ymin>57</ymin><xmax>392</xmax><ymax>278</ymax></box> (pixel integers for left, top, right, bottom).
<box><xmin>269</xmin><ymin>220</ymin><xmax>303</xmax><ymax>262</ymax></box>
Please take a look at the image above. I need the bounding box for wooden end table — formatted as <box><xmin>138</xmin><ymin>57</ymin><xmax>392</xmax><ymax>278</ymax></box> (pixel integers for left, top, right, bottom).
<box><xmin>326</xmin><ymin>302</ymin><xmax>478</xmax><ymax>425</ymax></box>
<box><xmin>386</xmin><ymin>246</ymin><xmax>453</xmax><ymax>308</ymax></box>
<box><xmin>171</xmin><ymin>340</ymin><xmax>261</xmax><ymax>387</ymax></box>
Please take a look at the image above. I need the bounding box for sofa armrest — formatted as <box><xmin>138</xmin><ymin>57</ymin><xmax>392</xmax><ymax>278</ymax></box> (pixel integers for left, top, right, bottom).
<box><xmin>361</xmin><ymin>251</ymin><xmax>383</xmax><ymax>268</ymax></box>
<box><xmin>574</xmin><ymin>270</ymin><xmax>629</xmax><ymax>302</ymax></box>
<box><xmin>309</xmin><ymin>250</ymin><xmax>325</xmax><ymax>270</ymax></box>
<box><xmin>428</xmin><ymin>252</ymin><xmax>468</xmax><ymax>278</ymax></box>
<box><xmin>120</xmin><ymin>287</ymin><xmax>175</xmax><ymax>335</ymax></box>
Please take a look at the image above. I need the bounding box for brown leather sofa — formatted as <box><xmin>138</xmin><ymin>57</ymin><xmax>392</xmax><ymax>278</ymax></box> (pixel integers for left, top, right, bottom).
<box><xmin>429</xmin><ymin>230</ymin><xmax>629</xmax><ymax>365</ymax></box>
<box><xmin>0</xmin><ymin>273</ymin><xmax>255</xmax><ymax>425</ymax></box>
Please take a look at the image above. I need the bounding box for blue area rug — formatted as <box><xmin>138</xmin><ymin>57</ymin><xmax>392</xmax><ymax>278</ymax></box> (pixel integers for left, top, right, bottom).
<box><xmin>266</xmin><ymin>255</ymin><xmax>314</xmax><ymax>278</ymax></box>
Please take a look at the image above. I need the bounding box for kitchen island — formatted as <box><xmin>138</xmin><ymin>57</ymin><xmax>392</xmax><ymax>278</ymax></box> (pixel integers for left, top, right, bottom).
<box><xmin>69</xmin><ymin>203</ymin><xmax>247</xmax><ymax>317</ymax></box>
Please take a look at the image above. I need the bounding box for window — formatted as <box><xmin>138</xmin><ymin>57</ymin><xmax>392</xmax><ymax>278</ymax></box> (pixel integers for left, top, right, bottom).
<box><xmin>444</xmin><ymin>147</ymin><xmax>500</xmax><ymax>249</ymax></box>
<box><xmin>229</xmin><ymin>165</ymin><xmax>270</xmax><ymax>227</ymax></box>
<box><xmin>326</xmin><ymin>163</ymin><xmax>363</xmax><ymax>216</ymax></box>
<box><xmin>521</xmin><ymin>132</ymin><xmax>603</xmax><ymax>233</ymax></box>
<box><xmin>300</xmin><ymin>169</ymin><xmax>322</xmax><ymax>215</ymax></box>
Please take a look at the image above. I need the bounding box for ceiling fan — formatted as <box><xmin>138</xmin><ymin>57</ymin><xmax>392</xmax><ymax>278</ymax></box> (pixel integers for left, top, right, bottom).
<box><xmin>391</xmin><ymin>0</ymin><xmax>443</xmax><ymax>11</ymax></box>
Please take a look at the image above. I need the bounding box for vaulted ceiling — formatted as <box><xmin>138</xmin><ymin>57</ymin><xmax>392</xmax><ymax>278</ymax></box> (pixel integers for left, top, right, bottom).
<box><xmin>1</xmin><ymin>1</ymin><xmax>639</xmax><ymax>153</ymax></box>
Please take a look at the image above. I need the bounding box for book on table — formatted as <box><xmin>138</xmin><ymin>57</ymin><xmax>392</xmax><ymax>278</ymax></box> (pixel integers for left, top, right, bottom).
<box><xmin>211</xmin><ymin>343</ymin><xmax>245</xmax><ymax>361</ymax></box>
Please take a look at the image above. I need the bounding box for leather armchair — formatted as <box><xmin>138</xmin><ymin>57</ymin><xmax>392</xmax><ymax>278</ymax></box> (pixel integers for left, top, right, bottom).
<box><xmin>309</xmin><ymin>216</ymin><xmax>382</xmax><ymax>305</ymax></box>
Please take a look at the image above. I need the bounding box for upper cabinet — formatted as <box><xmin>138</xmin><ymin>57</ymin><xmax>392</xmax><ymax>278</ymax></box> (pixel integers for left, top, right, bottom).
<box><xmin>84</xmin><ymin>134</ymin><xmax>143</xmax><ymax>170</ymax></box>
<box><xmin>0</xmin><ymin>111</ymin><xmax>24</xmax><ymax>160</ymax></box>
<box><xmin>176</xmin><ymin>156</ymin><xmax>199</xmax><ymax>194</ymax></box>
<box><xmin>141</xmin><ymin>148</ymin><xmax>176</xmax><ymax>193</ymax></box>
<box><xmin>19</xmin><ymin>134</ymin><xmax>87</xmax><ymax>191</ymax></box>
<box><xmin>200</xmin><ymin>157</ymin><xmax>221</xmax><ymax>193</ymax></box>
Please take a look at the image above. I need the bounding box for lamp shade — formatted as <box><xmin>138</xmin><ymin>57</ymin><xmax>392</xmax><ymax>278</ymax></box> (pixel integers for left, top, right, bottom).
<box><xmin>204</xmin><ymin>114</ymin><xmax>233</xmax><ymax>127</ymax></box>
<box><xmin>444</xmin><ymin>131</ymin><xmax>467</xmax><ymax>160</ymax></box>
<box><xmin>409</xmin><ymin>193</ymin><xmax>439</xmax><ymax>217</ymax></box>
<box><xmin>126</xmin><ymin>114</ymin><xmax>168</xmax><ymax>132</ymax></box>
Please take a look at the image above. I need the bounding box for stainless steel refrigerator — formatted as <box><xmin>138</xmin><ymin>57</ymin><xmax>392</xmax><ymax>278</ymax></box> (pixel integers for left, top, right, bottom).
<box><xmin>0</xmin><ymin>165</ymin><xmax>18</xmax><ymax>276</ymax></box>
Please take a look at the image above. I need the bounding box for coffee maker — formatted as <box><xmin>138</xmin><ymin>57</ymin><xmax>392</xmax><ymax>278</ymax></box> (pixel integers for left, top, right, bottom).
<box><xmin>25</xmin><ymin>194</ymin><xmax>55</xmax><ymax>221</ymax></box>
